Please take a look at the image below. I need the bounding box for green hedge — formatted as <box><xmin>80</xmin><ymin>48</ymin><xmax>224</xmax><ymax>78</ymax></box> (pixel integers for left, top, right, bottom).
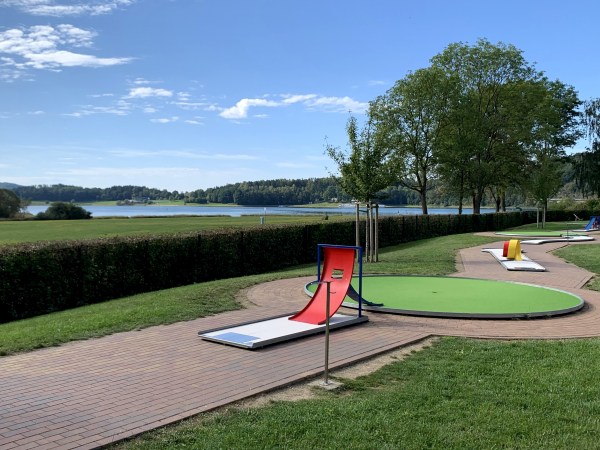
<box><xmin>0</xmin><ymin>211</ymin><xmax>540</xmax><ymax>323</ymax></box>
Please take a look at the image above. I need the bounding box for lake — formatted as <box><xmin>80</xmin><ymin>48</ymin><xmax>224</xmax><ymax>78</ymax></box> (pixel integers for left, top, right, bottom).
<box><xmin>25</xmin><ymin>204</ymin><xmax>497</xmax><ymax>218</ymax></box>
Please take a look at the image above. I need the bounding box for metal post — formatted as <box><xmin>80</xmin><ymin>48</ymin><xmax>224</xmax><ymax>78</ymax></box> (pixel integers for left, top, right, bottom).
<box><xmin>369</xmin><ymin>203</ymin><xmax>374</xmax><ymax>262</ymax></box>
<box><xmin>324</xmin><ymin>280</ymin><xmax>331</xmax><ymax>385</ymax></box>
<box><xmin>365</xmin><ymin>202</ymin><xmax>370</xmax><ymax>262</ymax></box>
<box><xmin>355</xmin><ymin>202</ymin><xmax>360</xmax><ymax>249</ymax></box>
<box><xmin>375</xmin><ymin>203</ymin><xmax>379</xmax><ymax>262</ymax></box>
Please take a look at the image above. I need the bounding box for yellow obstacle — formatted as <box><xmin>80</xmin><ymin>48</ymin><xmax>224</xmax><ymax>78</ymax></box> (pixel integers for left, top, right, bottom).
<box><xmin>505</xmin><ymin>239</ymin><xmax>522</xmax><ymax>261</ymax></box>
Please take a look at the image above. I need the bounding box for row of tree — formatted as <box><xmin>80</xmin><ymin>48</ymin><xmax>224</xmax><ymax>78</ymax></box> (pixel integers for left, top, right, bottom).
<box><xmin>327</xmin><ymin>39</ymin><xmax>597</xmax><ymax>220</ymax></box>
<box><xmin>12</xmin><ymin>184</ymin><xmax>186</xmax><ymax>203</ymax></box>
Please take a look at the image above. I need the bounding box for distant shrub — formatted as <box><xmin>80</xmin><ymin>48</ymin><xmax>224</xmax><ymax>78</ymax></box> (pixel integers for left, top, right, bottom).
<box><xmin>0</xmin><ymin>189</ymin><xmax>22</xmax><ymax>218</ymax></box>
<box><xmin>36</xmin><ymin>202</ymin><xmax>92</xmax><ymax>220</ymax></box>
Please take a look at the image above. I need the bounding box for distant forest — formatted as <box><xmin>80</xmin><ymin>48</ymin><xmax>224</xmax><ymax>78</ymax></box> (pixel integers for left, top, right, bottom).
<box><xmin>5</xmin><ymin>178</ymin><xmax>444</xmax><ymax>206</ymax></box>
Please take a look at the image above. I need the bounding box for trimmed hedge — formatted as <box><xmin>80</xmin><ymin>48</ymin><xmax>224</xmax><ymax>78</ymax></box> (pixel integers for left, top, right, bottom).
<box><xmin>0</xmin><ymin>210</ymin><xmax>563</xmax><ymax>323</ymax></box>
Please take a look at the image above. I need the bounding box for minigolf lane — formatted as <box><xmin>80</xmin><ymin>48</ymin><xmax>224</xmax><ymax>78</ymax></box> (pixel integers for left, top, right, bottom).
<box><xmin>307</xmin><ymin>275</ymin><xmax>584</xmax><ymax>319</ymax></box>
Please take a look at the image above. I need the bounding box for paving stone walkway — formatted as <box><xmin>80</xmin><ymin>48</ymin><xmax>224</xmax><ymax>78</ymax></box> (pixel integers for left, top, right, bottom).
<box><xmin>1</xmin><ymin>233</ymin><xmax>599</xmax><ymax>449</ymax></box>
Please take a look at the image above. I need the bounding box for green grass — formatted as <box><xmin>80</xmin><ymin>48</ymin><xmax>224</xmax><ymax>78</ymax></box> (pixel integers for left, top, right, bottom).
<box><xmin>554</xmin><ymin>244</ymin><xmax>600</xmax><ymax>291</ymax></box>
<box><xmin>0</xmin><ymin>215</ymin><xmax>346</xmax><ymax>245</ymax></box>
<box><xmin>505</xmin><ymin>221</ymin><xmax>586</xmax><ymax>233</ymax></box>
<box><xmin>372</xmin><ymin>233</ymin><xmax>500</xmax><ymax>275</ymax></box>
<box><xmin>112</xmin><ymin>337</ymin><xmax>600</xmax><ymax>450</ymax></box>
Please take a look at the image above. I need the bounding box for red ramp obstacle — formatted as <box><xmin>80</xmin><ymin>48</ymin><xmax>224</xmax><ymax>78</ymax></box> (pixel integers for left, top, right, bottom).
<box><xmin>199</xmin><ymin>244</ymin><xmax>367</xmax><ymax>349</ymax></box>
<box><xmin>289</xmin><ymin>246</ymin><xmax>356</xmax><ymax>325</ymax></box>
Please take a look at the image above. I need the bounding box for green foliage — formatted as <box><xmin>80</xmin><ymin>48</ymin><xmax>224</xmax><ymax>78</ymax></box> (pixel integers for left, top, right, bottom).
<box><xmin>325</xmin><ymin>116</ymin><xmax>399</xmax><ymax>203</ymax></box>
<box><xmin>371</xmin><ymin>66</ymin><xmax>456</xmax><ymax>213</ymax></box>
<box><xmin>14</xmin><ymin>183</ymin><xmax>184</xmax><ymax>203</ymax></box>
<box><xmin>0</xmin><ymin>188</ymin><xmax>23</xmax><ymax>218</ymax></box>
<box><xmin>0</xmin><ymin>211</ymin><xmax>531</xmax><ymax>323</ymax></box>
<box><xmin>35</xmin><ymin>202</ymin><xmax>92</xmax><ymax>220</ymax></box>
<box><xmin>572</xmin><ymin>143</ymin><xmax>600</xmax><ymax>198</ymax></box>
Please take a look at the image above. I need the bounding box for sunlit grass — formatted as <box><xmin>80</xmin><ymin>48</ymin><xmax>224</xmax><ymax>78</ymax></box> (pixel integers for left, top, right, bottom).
<box><xmin>112</xmin><ymin>338</ymin><xmax>600</xmax><ymax>450</ymax></box>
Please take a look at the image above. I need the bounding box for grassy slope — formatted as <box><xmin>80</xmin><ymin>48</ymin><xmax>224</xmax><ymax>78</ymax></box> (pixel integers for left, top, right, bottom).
<box><xmin>0</xmin><ymin>215</ymin><xmax>347</xmax><ymax>245</ymax></box>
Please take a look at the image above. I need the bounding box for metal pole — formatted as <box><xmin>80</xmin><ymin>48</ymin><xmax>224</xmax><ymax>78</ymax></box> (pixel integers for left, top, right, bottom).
<box><xmin>369</xmin><ymin>203</ymin><xmax>374</xmax><ymax>262</ymax></box>
<box><xmin>365</xmin><ymin>202</ymin><xmax>370</xmax><ymax>262</ymax></box>
<box><xmin>375</xmin><ymin>203</ymin><xmax>379</xmax><ymax>262</ymax></box>
<box><xmin>324</xmin><ymin>280</ymin><xmax>331</xmax><ymax>385</ymax></box>
<box><xmin>355</xmin><ymin>202</ymin><xmax>360</xmax><ymax>249</ymax></box>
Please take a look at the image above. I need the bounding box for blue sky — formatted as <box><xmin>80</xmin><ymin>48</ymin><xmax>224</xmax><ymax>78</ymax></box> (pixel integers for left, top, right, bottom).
<box><xmin>1</xmin><ymin>0</ymin><xmax>599</xmax><ymax>192</ymax></box>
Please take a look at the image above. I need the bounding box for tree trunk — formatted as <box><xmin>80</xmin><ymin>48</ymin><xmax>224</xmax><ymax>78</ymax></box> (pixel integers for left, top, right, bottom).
<box><xmin>420</xmin><ymin>191</ymin><xmax>428</xmax><ymax>215</ymax></box>
<box><xmin>501</xmin><ymin>192</ymin><xmax>506</xmax><ymax>212</ymax></box>
<box><xmin>472</xmin><ymin>190</ymin><xmax>482</xmax><ymax>215</ymax></box>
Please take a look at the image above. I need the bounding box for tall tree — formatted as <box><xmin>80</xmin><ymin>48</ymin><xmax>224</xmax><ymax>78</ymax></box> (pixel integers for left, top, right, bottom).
<box><xmin>522</xmin><ymin>79</ymin><xmax>582</xmax><ymax>223</ymax></box>
<box><xmin>573</xmin><ymin>98</ymin><xmax>600</xmax><ymax>198</ymax></box>
<box><xmin>432</xmin><ymin>39</ymin><xmax>543</xmax><ymax>213</ymax></box>
<box><xmin>370</xmin><ymin>66</ymin><xmax>456</xmax><ymax>214</ymax></box>
<box><xmin>325</xmin><ymin>115</ymin><xmax>399</xmax><ymax>204</ymax></box>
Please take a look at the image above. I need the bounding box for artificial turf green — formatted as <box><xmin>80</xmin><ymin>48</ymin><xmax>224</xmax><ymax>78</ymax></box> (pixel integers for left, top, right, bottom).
<box><xmin>308</xmin><ymin>276</ymin><xmax>583</xmax><ymax>315</ymax></box>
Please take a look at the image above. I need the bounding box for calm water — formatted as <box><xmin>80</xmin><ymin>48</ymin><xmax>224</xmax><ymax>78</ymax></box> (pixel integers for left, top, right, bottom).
<box><xmin>26</xmin><ymin>204</ymin><xmax>496</xmax><ymax>218</ymax></box>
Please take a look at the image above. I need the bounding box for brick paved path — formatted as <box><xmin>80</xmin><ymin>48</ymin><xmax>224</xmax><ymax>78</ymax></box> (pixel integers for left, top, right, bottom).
<box><xmin>1</xmin><ymin>235</ymin><xmax>599</xmax><ymax>449</ymax></box>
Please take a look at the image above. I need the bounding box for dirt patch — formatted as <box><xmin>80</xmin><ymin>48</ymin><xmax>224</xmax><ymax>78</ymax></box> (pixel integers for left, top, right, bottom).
<box><xmin>236</xmin><ymin>337</ymin><xmax>437</xmax><ymax>409</ymax></box>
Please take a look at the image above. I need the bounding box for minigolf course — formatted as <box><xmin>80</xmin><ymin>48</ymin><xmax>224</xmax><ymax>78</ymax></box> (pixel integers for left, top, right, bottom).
<box><xmin>306</xmin><ymin>276</ymin><xmax>584</xmax><ymax>319</ymax></box>
<box><xmin>482</xmin><ymin>239</ymin><xmax>546</xmax><ymax>271</ymax></box>
<box><xmin>199</xmin><ymin>244</ymin><xmax>368</xmax><ymax>349</ymax></box>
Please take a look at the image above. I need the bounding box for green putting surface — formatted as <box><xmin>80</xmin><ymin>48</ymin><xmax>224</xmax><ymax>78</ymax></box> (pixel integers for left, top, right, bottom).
<box><xmin>495</xmin><ymin>231</ymin><xmax>581</xmax><ymax>237</ymax></box>
<box><xmin>306</xmin><ymin>276</ymin><xmax>584</xmax><ymax>318</ymax></box>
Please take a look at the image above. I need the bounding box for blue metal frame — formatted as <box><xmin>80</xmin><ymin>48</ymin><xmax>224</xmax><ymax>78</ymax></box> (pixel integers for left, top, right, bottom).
<box><xmin>315</xmin><ymin>244</ymin><xmax>364</xmax><ymax>317</ymax></box>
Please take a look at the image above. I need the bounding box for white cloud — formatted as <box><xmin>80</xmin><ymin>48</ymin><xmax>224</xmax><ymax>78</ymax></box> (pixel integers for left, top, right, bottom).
<box><xmin>126</xmin><ymin>87</ymin><xmax>173</xmax><ymax>99</ymax></box>
<box><xmin>65</xmin><ymin>103</ymin><xmax>130</xmax><ymax>117</ymax></box>
<box><xmin>0</xmin><ymin>0</ymin><xmax>135</xmax><ymax>16</ymax></box>
<box><xmin>184</xmin><ymin>119</ymin><xmax>203</xmax><ymax>125</ymax></box>
<box><xmin>150</xmin><ymin>116</ymin><xmax>179</xmax><ymax>123</ymax></box>
<box><xmin>218</xmin><ymin>93</ymin><xmax>368</xmax><ymax>120</ymax></box>
<box><xmin>0</xmin><ymin>24</ymin><xmax>131</xmax><ymax>80</ymax></box>
<box><xmin>368</xmin><ymin>80</ymin><xmax>387</xmax><ymax>86</ymax></box>
<box><xmin>28</xmin><ymin>110</ymin><xmax>45</xmax><ymax>115</ymax></box>
<box><xmin>26</xmin><ymin>50</ymin><xmax>130</xmax><ymax>68</ymax></box>
<box><xmin>281</xmin><ymin>94</ymin><xmax>318</xmax><ymax>104</ymax></box>
<box><xmin>219</xmin><ymin>98</ymin><xmax>279</xmax><ymax>119</ymax></box>
<box><xmin>304</xmin><ymin>96</ymin><xmax>368</xmax><ymax>113</ymax></box>
<box><xmin>143</xmin><ymin>107</ymin><xmax>157</xmax><ymax>113</ymax></box>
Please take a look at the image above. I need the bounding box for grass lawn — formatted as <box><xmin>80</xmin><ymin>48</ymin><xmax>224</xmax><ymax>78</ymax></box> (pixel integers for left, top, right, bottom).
<box><xmin>554</xmin><ymin>244</ymin><xmax>600</xmax><ymax>291</ymax></box>
<box><xmin>504</xmin><ymin>220</ymin><xmax>587</xmax><ymax>233</ymax></box>
<box><xmin>0</xmin><ymin>215</ymin><xmax>348</xmax><ymax>245</ymax></box>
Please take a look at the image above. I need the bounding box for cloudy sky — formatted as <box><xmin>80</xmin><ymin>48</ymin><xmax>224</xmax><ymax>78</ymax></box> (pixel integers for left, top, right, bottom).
<box><xmin>1</xmin><ymin>0</ymin><xmax>599</xmax><ymax>191</ymax></box>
